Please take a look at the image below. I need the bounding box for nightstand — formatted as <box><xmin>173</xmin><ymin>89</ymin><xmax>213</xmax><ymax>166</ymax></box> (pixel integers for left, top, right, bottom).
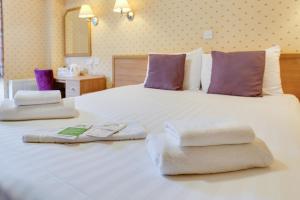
<box><xmin>55</xmin><ymin>75</ymin><xmax>106</xmax><ymax>98</ymax></box>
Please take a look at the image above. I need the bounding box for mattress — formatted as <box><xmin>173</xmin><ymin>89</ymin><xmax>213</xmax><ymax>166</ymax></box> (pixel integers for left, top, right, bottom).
<box><xmin>0</xmin><ymin>85</ymin><xmax>300</xmax><ymax>200</ymax></box>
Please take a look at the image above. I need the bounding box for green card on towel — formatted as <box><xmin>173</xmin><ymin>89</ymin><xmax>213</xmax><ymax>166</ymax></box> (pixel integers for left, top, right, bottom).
<box><xmin>58</xmin><ymin>126</ymin><xmax>90</xmax><ymax>137</ymax></box>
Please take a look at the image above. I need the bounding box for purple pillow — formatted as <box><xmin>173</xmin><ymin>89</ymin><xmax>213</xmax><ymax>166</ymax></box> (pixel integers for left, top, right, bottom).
<box><xmin>208</xmin><ymin>51</ymin><xmax>265</xmax><ymax>97</ymax></box>
<box><xmin>34</xmin><ymin>69</ymin><xmax>55</xmax><ymax>90</ymax></box>
<box><xmin>144</xmin><ymin>54</ymin><xmax>186</xmax><ymax>90</ymax></box>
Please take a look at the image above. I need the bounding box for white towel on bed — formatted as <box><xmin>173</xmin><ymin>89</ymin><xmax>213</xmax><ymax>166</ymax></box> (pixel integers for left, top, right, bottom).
<box><xmin>146</xmin><ymin>134</ymin><xmax>273</xmax><ymax>175</ymax></box>
<box><xmin>165</xmin><ymin>119</ymin><xmax>255</xmax><ymax>147</ymax></box>
<box><xmin>0</xmin><ymin>99</ymin><xmax>79</xmax><ymax>121</ymax></box>
<box><xmin>23</xmin><ymin>122</ymin><xmax>147</xmax><ymax>143</ymax></box>
<box><xmin>14</xmin><ymin>90</ymin><xmax>62</xmax><ymax>106</ymax></box>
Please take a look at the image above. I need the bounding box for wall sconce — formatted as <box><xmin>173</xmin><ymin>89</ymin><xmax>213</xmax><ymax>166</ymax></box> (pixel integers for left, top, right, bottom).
<box><xmin>113</xmin><ymin>0</ymin><xmax>134</xmax><ymax>21</ymax></box>
<box><xmin>79</xmin><ymin>4</ymin><xmax>98</xmax><ymax>26</ymax></box>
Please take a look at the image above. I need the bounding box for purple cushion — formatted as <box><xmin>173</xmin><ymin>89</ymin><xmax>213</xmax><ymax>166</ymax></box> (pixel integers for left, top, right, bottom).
<box><xmin>34</xmin><ymin>69</ymin><xmax>54</xmax><ymax>90</ymax></box>
<box><xmin>144</xmin><ymin>54</ymin><xmax>186</xmax><ymax>90</ymax></box>
<box><xmin>208</xmin><ymin>51</ymin><xmax>265</xmax><ymax>97</ymax></box>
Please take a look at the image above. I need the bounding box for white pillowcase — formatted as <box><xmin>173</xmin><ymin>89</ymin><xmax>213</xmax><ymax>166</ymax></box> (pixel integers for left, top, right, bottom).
<box><xmin>183</xmin><ymin>48</ymin><xmax>203</xmax><ymax>90</ymax></box>
<box><xmin>144</xmin><ymin>48</ymin><xmax>203</xmax><ymax>91</ymax></box>
<box><xmin>201</xmin><ymin>54</ymin><xmax>213</xmax><ymax>93</ymax></box>
<box><xmin>201</xmin><ymin>46</ymin><xmax>283</xmax><ymax>95</ymax></box>
<box><xmin>263</xmin><ymin>46</ymin><xmax>283</xmax><ymax>95</ymax></box>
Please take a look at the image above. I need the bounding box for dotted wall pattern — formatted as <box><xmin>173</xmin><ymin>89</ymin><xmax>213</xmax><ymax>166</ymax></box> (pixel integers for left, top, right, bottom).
<box><xmin>3</xmin><ymin>0</ymin><xmax>300</xmax><ymax>83</ymax></box>
<box><xmin>65</xmin><ymin>0</ymin><xmax>300</xmax><ymax>87</ymax></box>
<box><xmin>3</xmin><ymin>0</ymin><xmax>48</xmax><ymax>80</ymax></box>
<box><xmin>45</xmin><ymin>0</ymin><xmax>65</xmax><ymax>74</ymax></box>
<box><xmin>3</xmin><ymin>0</ymin><xmax>64</xmax><ymax>80</ymax></box>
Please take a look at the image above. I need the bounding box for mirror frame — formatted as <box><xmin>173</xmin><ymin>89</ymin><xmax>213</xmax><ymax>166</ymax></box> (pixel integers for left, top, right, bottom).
<box><xmin>64</xmin><ymin>7</ymin><xmax>92</xmax><ymax>57</ymax></box>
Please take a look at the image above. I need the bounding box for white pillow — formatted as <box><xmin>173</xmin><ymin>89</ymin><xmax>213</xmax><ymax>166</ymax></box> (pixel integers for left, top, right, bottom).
<box><xmin>201</xmin><ymin>46</ymin><xmax>283</xmax><ymax>95</ymax></box>
<box><xmin>201</xmin><ymin>54</ymin><xmax>212</xmax><ymax>93</ymax></box>
<box><xmin>144</xmin><ymin>48</ymin><xmax>203</xmax><ymax>91</ymax></box>
<box><xmin>263</xmin><ymin>46</ymin><xmax>283</xmax><ymax>95</ymax></box>
<box><xmin>183</xmin><ymin>48</ymin><xmax>203</xmax><ymax>90</ymax></box>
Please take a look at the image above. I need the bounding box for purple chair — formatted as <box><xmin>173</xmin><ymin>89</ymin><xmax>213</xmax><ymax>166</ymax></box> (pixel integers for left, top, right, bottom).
<box><xmin>34</xmin><ymin>69</ymin><xmax>55</xmax><ymax>90</ymax></box>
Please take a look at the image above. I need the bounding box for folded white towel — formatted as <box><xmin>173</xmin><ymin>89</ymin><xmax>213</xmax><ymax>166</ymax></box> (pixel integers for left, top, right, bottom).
<box><xmin>146</xmin><ymin>134</ymin><xmax>273</xmax><ymax>175</ymax></box>
<box><xmin>0</xmin><ymin>99</ymin><xmax>79</xmax><ymax>121</ymax></box>
<box><xmin>23</xmin><ymin>122</ymin><xmax>147</xmax><ymax>143</ymax></box>
<box><xmin>165</xmin><ymin>119</ymin><xmax>255</xmax><ymax>147</ymax></box>
<box><xmin>14</xmin><ymin>90</ymin><xmax>62</xmax><ymax>106</ymax></box>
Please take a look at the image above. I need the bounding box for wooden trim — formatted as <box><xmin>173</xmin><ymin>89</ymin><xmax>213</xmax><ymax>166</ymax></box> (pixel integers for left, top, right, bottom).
<box><xmin>113</xmin><ymin>55</ymin><xmax>148</xmax><ymax>59</ymax></box>
<box><xmin>280</xmin><ymin>53</ymin><xmax>300</xmax><ymax>58</ymax></box>
<box><xmin>55</xmin><ymin>75</ymin><xmax>105</xmax><ymax>81</ymax></box>
<box><xmin>64</xmin><ymin>7</ymin><xmax>92</xmax><ymax>57</ymax></box>
<box><xmin>65</xmin><ymin>53</ymin><xmax>91</xmax><ymax>57</ymax></box>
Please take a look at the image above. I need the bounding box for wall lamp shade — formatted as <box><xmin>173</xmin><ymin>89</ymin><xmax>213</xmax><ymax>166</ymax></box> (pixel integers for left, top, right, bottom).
<box><xmin>113</xmin><ymin>0</ymin><xmax>134</xmax><ymax>21</ymax></box>
<box><xmin>79</xmin><ymin>4</ymin><xmax>98</xmax><ymax>26</ymax></box>
<box><xmin>79</xmin><ymin>5</ymin><xmax>95</xmax><ymax>18</ymax></box>
<box><xmin>114</xmin><ymin>0</ymin><xmax>131</xmax><ymax>13</ymax></box>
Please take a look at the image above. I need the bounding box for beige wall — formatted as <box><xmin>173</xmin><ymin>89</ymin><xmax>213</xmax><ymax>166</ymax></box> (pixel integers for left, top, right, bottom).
<box><xmin>65</xmin><ymin>0</ymin><xmax>300</xmax><ymax>87</ymax></box>
<box><xmin>45</xmin><ymin>0</ymin><xmax>65</xmax><ymax>74</ymax></box>
<box><xmin>3</xmin><ymin>0</ymin><xmax>48</xmax><ymax>80</ymax></box>
<box><xmin>3</xmin><ymin>0</ymin><xmax>64</xmax><ymax>80</ymax></box>
<box><xmin>3</xmin><ymin>0</ymin><xmax>300</xmax><ymax>85</ymax></box>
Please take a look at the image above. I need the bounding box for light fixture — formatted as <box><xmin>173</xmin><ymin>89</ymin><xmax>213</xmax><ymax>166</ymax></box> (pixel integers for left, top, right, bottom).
<box><xmin>113</xmin><ymin>0</ymin><xmax>134</xmax><ymax>21</ymax></box>
<box><xmin>79</xmin><ymin>4</ymin><xmax>98</xmax><ymax>26</ymax></box>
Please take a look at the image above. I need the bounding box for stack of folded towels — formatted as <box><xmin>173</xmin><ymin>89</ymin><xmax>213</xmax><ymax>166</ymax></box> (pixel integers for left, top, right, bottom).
<box><xmin>146</xmin><ymin>119</ymin><xmax>274</xmax><ymax>175</ymax></box>
<box><xmin>0</xmin><ymin>90</ymin><xmax>79</xmax><ymax>121</ymax></box>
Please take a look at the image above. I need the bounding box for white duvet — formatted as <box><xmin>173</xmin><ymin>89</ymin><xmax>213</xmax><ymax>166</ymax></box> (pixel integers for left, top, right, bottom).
<box><xmin>0</xmin><ymin>85</ymin><xmax>300</xmax><ymax>200</ymax></box>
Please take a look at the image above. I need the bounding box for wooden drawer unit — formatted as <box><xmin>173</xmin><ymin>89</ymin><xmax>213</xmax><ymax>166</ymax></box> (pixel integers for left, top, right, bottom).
<box><xmin>56</xmin><ymin>75</ymin><xmax>106</xmax><ymax>98</ymax></box>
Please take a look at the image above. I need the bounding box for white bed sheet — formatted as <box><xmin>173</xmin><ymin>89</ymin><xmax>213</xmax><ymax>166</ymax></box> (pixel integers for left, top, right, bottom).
<box><xmin>0</xmin><ymin>85</ymin><xmax>300</xmax><ymax>200</ymax></box>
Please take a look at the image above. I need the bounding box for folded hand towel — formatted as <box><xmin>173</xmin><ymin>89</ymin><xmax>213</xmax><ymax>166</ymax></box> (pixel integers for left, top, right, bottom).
<box><xmin>165</xmin><ymin>119</ymin><xmax>255</xmax><ymax>147</ymax></box>
<box><xmin>146</xmin><ymin>134</ymin><xmax>273</xmax><ymax>175</ymax></box>
<box><xmin>14</xmin><ymin>90</ymin><xmax>62</xmax><ymax>106</ymax></box>
<box><xmin>23</xmin><ymin>122</ymin><xmax>147</xmax><ymax>143</ymax></box>
<box><xmin>0</xmin><ymin>99</ymin><xmax>79</xmax><ymax>121</ymax></box>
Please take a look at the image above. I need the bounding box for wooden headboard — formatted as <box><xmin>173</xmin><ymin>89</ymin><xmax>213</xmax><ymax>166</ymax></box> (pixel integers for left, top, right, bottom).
<box><xmin>113</xmin><ymin>55</ymin><xmax>148</xmax><ymax>87</ymax></box>
<box><xmin>113</xmin><ymin>54</ymin><xmax>300</xmax><ymax>99</ymax></box>
<box><xmin>280</xmin><ymin>54</ymin><xmax>300</xmax><ymax>99</ymax></box>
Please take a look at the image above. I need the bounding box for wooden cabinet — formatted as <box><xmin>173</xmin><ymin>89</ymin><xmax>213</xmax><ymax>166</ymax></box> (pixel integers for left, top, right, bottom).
<box><xmin>55</xmin><ymin>75</ymin><xmax>106</xmax><ymax>98</ymax></box>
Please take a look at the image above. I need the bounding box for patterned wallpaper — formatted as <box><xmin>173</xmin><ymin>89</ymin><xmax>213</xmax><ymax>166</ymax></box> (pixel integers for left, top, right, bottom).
<box><xmin>3</xmin><ymin>0</ymin><xmax>300</xmax><ymax>85</ymax></box>
<box><xmin>45</xmin><ymin>0</ymin><xmax>65</xmax><ymax>74</ymax></box>
<box><xmin>3</xmin><ymin>0</ymin><xmax>47</xmax><ymax>80</ymax></box>
<box><xmin>2</xmin><ymin>0</ymin><xmax>64</xmax><ymax>80</ymax></box>
<box><xmin>65</xmin><ymin>0</ymin><xmax>300</xmax><ymax>87</ymax></box>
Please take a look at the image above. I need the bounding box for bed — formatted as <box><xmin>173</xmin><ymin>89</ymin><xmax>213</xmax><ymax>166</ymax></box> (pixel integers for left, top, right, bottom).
<box><xmin>0</xmin><ymin>54</ymin><xmax>300</xmax><ymax>200</ymax></box>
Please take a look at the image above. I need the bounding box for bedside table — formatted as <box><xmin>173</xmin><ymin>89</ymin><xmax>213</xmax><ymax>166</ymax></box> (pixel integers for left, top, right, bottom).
<box><xmin>55</xmin><ymin>75</ymin><xmax>106</xmax><ymax>98</ymax></box>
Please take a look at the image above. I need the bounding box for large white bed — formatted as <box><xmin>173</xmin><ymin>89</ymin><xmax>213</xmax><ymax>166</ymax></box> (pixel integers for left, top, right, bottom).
<box><xmin>0</xmin><ymin>85</ymin><xmax>300</xmax><ymax>200</ymax></box>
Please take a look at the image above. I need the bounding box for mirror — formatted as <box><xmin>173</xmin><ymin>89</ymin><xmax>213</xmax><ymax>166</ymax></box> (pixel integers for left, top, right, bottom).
<box><xmin>65</xmin><ymin>8</ymin><xmax>91</xmax><ymax>57</ymax></box>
